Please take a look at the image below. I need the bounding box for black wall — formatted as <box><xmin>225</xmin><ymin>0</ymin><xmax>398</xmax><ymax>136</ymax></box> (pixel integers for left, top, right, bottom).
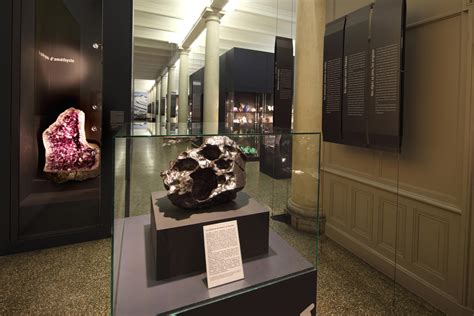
<box><xmin>228</xmin><ymin>48</ymin><xmax>273</xmax><ymax>93</ymax></box>
<box><xmin>273</xmin><ymin>37</ymin><xmax>294</xmax><ymax>130</ymax></box>
<box><xmin>219</xmin><ymin>47</ymin><xmax>273</xmax><ymax>95</ymax></box>
<box><xmin>0</xmin><ymin>0</ymin><xmax>13</xmax><ymax>252</ymax></box>
<box><xmin>102</xmin><ymin>0</ymin><xmax>133</xmax><ymax>225</ymax></box>
<box><xmin>190</xmin><ymin>68</ymin><xmax>204</xmax><ymax>123</ymax></box>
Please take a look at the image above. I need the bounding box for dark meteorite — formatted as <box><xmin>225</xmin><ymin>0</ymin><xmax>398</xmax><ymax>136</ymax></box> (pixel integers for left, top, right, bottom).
<box><xmin>160</xmin><ymin>136</ymin><xmax>246</xmax><ymax>209</ymax></box>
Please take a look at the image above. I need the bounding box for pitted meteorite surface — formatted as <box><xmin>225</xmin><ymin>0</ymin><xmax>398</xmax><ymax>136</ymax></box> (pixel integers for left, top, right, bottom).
<box><xmin>160</xmin><ymin>136</ymin><xmax>246</xmax><ymax>209</ymax></box>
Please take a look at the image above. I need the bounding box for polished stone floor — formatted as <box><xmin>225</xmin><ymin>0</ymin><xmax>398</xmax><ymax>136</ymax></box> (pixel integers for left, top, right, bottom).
<box><xmin>0</xmin><ymin>136</ymin><xmax>442</xmax><ymax>315</ymax></box>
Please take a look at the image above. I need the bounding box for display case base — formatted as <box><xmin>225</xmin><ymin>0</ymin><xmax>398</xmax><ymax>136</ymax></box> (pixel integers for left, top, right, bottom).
<box><xmin>150</xmin><ymin>191</ymin><xmax>269</xmax><ymax>280</ymax></box>
<box><xmin>115</xmin><ymin>214</ymin><xmax>316</xmax><ymax>315</ymax></box>
<box><xmin>244</xmin><ymin>154</ymin><xmax>260</xmax><ymax>162</ymax></box>
<box><xmin>259</xmin><ymin>148</ymin><xmax>292</xmax><ymax>179</ymax></box>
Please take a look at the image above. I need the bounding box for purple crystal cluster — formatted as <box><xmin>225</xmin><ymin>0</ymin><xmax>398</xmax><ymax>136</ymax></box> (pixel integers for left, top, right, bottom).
<box><xmin>44</xmin><ymin>110</ymin><xmax>97</xmax><ymax>171</ymax></box>
<box><xmin>161</xmin><ymin>136</ymin><xmax>246</xmax><ymax>209</ymax></box>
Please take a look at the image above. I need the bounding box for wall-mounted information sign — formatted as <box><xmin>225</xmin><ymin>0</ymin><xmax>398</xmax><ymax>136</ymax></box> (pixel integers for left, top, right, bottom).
<box><xmin>273</xmin><ymin>36</ymin><xmax>294</xmax><ymax>130</ymax></box>
<box><xmin>323</xmin><ymin>17</ymin><xmax>345</xmax><ymax>143</ymax></box>
<box><xmin>343</xmin><ymin>5</ymin><xmax>371</xmax><ymax>147</ymax></box>
<box><xmin>368</xmin><ymin>0</ymin><xmax>406</xmax><ymax>151</ymax></box>
<box><xmin>322</xmin><ymin>0</ymin><xmax>406</xmax><ymax>152</ymax></box>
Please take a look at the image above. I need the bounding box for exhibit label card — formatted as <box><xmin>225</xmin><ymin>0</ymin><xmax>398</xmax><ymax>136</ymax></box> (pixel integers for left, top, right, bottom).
<box><xmin>203</xmin><ymin>220</ymin><xmax>244</xmax><ymax>289</ymax></box>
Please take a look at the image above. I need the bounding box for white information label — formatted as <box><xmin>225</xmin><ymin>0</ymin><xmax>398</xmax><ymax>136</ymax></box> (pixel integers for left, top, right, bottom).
<box><xmin>203</xmin><ymin>220</ymin><xmax>244</xmax><ymax>289</ymax></box>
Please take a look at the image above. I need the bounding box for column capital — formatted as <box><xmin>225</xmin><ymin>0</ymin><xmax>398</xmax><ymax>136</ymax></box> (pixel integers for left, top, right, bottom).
<box><xmin>178</xmin><ymin>48</ymin><xmax>190</xmax><ymax>56</ymax></box>
<box><xmin>203</xmin><ymin>7</ymin><xmax>224</xmax><ymax>23</ymax></box>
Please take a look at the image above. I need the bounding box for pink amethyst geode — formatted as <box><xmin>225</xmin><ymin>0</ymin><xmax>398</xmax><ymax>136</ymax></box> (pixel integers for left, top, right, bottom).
<box><xmin>42</xmin><ymin>107</ymin><xmax>100</xmax><ymax>183</ymax></box>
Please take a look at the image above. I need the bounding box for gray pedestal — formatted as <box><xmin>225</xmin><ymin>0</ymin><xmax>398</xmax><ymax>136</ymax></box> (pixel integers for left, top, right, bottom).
<box><xmin>114</xmin><ymin>215</ymin><xmax>317</xmax><ymax>315</ymax></box>
<box><xmin>150</xmin><ymin>191</ymin><xmax>270</xmax><ymax>280</ymax></box>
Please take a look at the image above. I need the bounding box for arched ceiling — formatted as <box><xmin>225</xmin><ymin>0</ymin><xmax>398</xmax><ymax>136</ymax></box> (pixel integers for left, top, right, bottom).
<box><xmin>134</xmin><ymin>0</ymin><xmax>296</xmax><ymax>92</ymax></box>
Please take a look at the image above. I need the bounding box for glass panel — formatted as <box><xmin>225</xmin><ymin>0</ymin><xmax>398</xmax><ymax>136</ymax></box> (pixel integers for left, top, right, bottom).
<box><xmin>319</xmin><ymin>146</ymin><xmax>405</xmax><ymax>314</ymax></box>
<box><xmin>112</xmin><ymin>136</ymin><xmax>127</xmax><ymax>308</ymax></box>
<box><xmin>112</xmin><ymin>125</ymin><xmax>320</xmax><ymax>314</ymax></box>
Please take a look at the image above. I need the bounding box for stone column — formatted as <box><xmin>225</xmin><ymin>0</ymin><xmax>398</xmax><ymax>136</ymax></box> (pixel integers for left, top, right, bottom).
<box><xmin>287</xmin><ymin>0</ymin><xmax>326</xmax><ymax>234</ymax></box>
<box><xmin>167</xmin><ymin>66</ymin><xmax>176</xmax><ymax>124</ymax></box>
<box><xmin>160</xmin><ymin>73</ymin><xmax>168</xmax><ymax>125</ymax></box>
<box><xmin>202</xmin><ymin>9</ymin><xmax>222</xmax><ymax>134</ymax></box>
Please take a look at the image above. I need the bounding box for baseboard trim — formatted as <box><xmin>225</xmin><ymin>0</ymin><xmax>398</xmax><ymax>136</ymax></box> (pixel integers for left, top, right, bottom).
<box><xmin>326</xmin><ymin>223</ymin><xmax>474</xmax><ymax>315</ymax></box>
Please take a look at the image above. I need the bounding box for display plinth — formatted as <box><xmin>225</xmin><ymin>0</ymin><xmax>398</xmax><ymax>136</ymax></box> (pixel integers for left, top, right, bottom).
<box><xmin>151</xmin><ymin>191</ymin><xmax>270</xmax><ymax>281</ymax></box>
<box><xmin>259</xmin><ymin>134</ymin><xmax>292</xmax><ymax>180</ymax></box>
<box><xmin>115</xmin><ymin>215</ymin><xmax>316</xmax><ymax>315</ymax></box>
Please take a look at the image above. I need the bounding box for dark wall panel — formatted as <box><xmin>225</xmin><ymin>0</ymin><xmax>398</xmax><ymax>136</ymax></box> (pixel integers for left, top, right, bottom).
<box><xmin>323</xmin><ymin>0</ymin><xmax>405</xmax><ymax>152</ymax></box>
<box><xmin>0</xmin><ymin>0</ymin><xmax>12</xmax><ymax>252</ymax></box>
<box><xmin>368</xmin><ymin>0</ymin><xmax>406</xmax><ymax>151</ymax></box>
<box><xmin>190</xmin><ymin>68</ymin><xmax>204</xmax><ymax>123</ymax></box>
<box><xmin>160</xmin><ymin>97</ymin><xmax>166</xmax><ymax>116</ymax></box>
<box><xmin>233</xmin><ymin>48</ymin><xmax>273</xmax><ymax>93</ymax></box>
<box><xmin>102</xmin><ymin>0</ymin><xmax>133</xmax><ymax>230</ymax></box>
<box><xmin>323</xmin><ymin>17</ymin><xmax>345</xmax><ymax>143</ymax></box>
<box><xmin>273</xmin><ymin>37</ymin><xmax>294</xmax><ymax>130</ymax></box>
<box><xmin>170</xmin><ymin>94</ymin><xmax>177</xmax><ymax>117</ymax></box>
<box><xmin>342</xmin><ymin>5</ymin><xmax>371</xmax><ymax>147</ymax></box>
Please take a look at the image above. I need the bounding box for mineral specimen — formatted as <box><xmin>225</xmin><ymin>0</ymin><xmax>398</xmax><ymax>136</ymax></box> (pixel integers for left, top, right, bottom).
<box><xmin>161</xmin><ymin>136</ymin><xmax>246</xmax><ymax>209</ymax></box>
<box><xmin>42</xmin><ymin>107</ymin><xmax>100</xmax><ymax>183</ymax></box>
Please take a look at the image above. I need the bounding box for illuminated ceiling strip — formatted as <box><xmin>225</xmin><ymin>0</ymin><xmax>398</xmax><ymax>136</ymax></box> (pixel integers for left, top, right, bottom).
<box><xmin>155</xmin><ymin>0</ymin><xmax>230</xmax><ymax>85</ymax></box>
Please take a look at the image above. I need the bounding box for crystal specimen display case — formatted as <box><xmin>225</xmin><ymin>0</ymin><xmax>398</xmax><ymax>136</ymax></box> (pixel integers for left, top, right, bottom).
<box><xmin>112</xmin><ymin>124</ymin><xmax>321</xmax><ymax>315</ymax></box>
<box><xmin>4</xmin><ymin>0</ymin><xmax>108</xmax><ymax>254</ymax></box>
<box><xmin>224</xmin><ymin>92</ymin><xmax>274</xmax><ymax>161</ymax></box>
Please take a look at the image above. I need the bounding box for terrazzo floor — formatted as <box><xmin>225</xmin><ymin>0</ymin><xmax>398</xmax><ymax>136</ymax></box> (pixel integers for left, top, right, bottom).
<box><xmin>0</xmin><ymin>137</ymin><xmax>442</xmax><ymax>315</ymax></box>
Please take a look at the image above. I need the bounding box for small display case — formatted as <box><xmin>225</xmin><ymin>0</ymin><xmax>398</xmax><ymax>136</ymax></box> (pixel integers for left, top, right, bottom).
<box><xmin>112</xmin><ymin>124</ymin><xmax>321</xmax><ymax>315</ymax></box>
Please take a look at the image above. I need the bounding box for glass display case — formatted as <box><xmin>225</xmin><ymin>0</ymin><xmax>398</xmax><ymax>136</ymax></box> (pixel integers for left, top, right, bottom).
<box><xmin>218</xmin><ymin>48</ymin><xmax>274</xmax><ymax>163</ymax></box>
<box><xmin>260</xmin><ymin>133</ymin><xmax>293</xmax><ymax>179</ymax></box>
<box><xmin>190</xmin><ymin>68</ymin><xmax>204</xmax><ymax>124</ymax></box>
<box><xmin>226</xmin><ymin>92</ymin><xmax>260</xmax><ymax>128</ymax></box>
<box><xmin>260</xmin><ymin>93</ymin><xmax>274</xmax><ymax>126</ymax></box>
<box><xmin>7</xmin><ymin>0</ymin><xmax>107</xmax><ymax>253</ymax></box>
<box><xmin>224</xmin><ymin>92</ymin><xmax>273</xmax><ymax>161</ymax></box>
<box><xmin>112</xmin><ymin>124</ymin><xmax>321</xmax><ymax>315</ymax></box>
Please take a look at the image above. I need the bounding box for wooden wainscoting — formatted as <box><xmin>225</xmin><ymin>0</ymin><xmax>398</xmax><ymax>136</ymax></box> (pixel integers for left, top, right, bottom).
<box><xmin>322</xmin><ymin>0</ymin><xmax>474</xmax><ymax>314</ymax></box>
